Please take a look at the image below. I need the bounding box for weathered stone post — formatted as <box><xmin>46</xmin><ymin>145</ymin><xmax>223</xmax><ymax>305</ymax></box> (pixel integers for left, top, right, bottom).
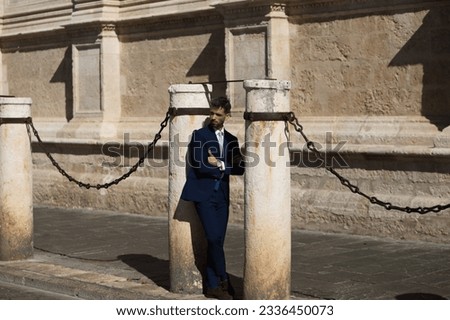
<box><xmin>168</xmin><ymin>84</ymin><xmax>210</xmax><ymax>293</ymax></box>
<box><xmin>243</xmin><ymin>79</ymin><xmax>291</xmax><ymax>299</ymax></box>
<box><xmin>0</xmin><ymin>97</ymin><xmax>33</xmax><ymax>261</ymax></box>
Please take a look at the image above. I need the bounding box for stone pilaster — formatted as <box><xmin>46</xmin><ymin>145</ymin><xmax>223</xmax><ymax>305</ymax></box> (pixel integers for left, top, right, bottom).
<box><xmin>0</xmin><ymin>52</ymin><xmax>9</xmax><ymax>95</ymax></box>
<box><xmin>69</xmin><ymin>22</ymin><xmax>121</xmax><ymax>124</ymax></box>
<box><xmin>212</xmin><ymin>1</ymin><xmax>291</xmax><ymax>111</ymax></box>
<box><xmin>266</xmin><ymin>4</ymin><xmax>290</xmax><ymax>80</ymax></box>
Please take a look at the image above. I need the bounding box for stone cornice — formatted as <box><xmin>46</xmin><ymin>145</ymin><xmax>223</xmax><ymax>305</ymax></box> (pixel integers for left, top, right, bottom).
<box><xmin>0</xmin><ymin>28</ymin><xmax>69</xmax><ymax>52</ymax></box>
<box><xmin>286</xmin><ymin>0</ymin><xmax>450</xmax><ymax>17</ymax></box>
<box><xmin>1</xmin><ymin>0</ymin><xmax>216</xmax><ymax>39</ymax></box>
<box><xmin>63</xmin><ymin>20</ymin><xmax>119</xmax><ymax>42</ymax></box>
<box><xmin>119</xmin><ymin>0</ymin><xmax>210</xmax><ymax>19</ymax></box>
<box><xmin>116</xmin><ymin>10</ymin><xmax>222</xmax><ymax>37</ymax></box>
<box><xmin>1</xmin><ymin>0</ymin><xmax>448</xmax><ymax>41</ymax></box>
<box><xmin>212</xmin><ymin>1</ymin><xmax>287</xmax><ymax>16</ymax></box>
<box><xmin>1</xmin><ymin>2</ymin><xmax>72</xmax><ymax>38</ymax></box>
<box><xmin>211</xmin><ymin>1</ymin><xmax>288</xmax><ymax>27</ymax></box>
<box><xmin>227</xmin><ymin>3</ymin><xmax>286</xmax><ymax>16</ymax></box>
<box><xmin>73</xmin><ymin>0</ymin><xmax>120</xmax><ymax>11</ymax></box>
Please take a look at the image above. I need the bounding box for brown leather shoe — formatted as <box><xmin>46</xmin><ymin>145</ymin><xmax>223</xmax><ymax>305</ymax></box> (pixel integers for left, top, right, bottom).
<box><xmin>205</xmin><ymin>286</ymin><xmax>233</xmax><ymax>300</ymax></box>
<box><xmin>220</xmin><ymin>279</ymin><xmax>235</xmax><ymax>298</ymax></box>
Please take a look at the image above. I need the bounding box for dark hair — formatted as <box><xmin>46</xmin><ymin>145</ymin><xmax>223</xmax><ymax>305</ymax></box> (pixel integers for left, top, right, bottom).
<box><xmin>210</xmin><ymin>96</ymin><xmax>232</xmax><ymax>114</ymax></box>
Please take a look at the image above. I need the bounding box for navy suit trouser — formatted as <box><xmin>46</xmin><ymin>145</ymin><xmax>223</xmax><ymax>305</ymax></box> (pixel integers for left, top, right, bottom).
<box><xmin>194</xmin><ymin>187</ymin><xmax>229</xmax><ymax>289</ymax></box>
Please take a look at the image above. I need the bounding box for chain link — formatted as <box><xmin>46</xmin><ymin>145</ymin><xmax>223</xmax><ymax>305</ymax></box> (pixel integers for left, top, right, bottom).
<box><xmin>25</xmin><ymin>108</ymin><xmax>450</xmax><ymax>213</ymax></box>
<box><xmin>287</xmin><ymin>112</ymin><xmax>450</xmax><ymax>214</ymax></box>
<box><xmin>27</xmin><ymin>110</ymin><xmax>171</xmax><ymax>190</ymax></box>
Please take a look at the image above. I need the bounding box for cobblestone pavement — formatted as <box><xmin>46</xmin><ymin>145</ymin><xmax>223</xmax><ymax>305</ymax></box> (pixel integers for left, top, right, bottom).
<box><xmin>0</xmin><ymin>206</ymin><xmax>448</xmax><ymax>300</ymax></box>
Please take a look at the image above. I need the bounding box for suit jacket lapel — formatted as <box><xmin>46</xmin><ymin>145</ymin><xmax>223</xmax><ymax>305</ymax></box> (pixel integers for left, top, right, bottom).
<box><xmin>222</xmin><ymin>130</ymin><xmax>230</xmax><ymax>161</ymax></box>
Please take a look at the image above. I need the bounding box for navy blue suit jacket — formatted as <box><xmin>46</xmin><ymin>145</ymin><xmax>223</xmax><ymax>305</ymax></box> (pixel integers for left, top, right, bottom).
<box><xmin>181</xmin><ymin>125</ymin><xmax>245</xmax><ymax>203</ymax></box>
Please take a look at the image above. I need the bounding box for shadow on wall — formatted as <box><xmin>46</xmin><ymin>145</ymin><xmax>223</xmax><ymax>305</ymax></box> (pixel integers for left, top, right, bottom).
<box><xmin>389</xmin><ymin>8</ymin><xmax>450</xmax><ymax>131</ymax></box>
<box><xmin>186</xmin><ymin>29</ymin><xmax>227</xmax><ymax>97</ymax></box>
<box><xmin>49</xmin><ymin>27</ymin><xmax>225</xmax><ymax>122</ymax></box>
<box><xmin>50</xmin><ymin>46</ymin><xmax>73</xmax><ymax>122</ymax></box>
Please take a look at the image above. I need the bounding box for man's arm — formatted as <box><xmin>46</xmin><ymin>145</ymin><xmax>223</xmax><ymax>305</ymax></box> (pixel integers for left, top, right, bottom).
<box><xmin>228</xmin><ymin>140</ymin><xmax>245</xmax><ymax>176</ymax></box>
<box><xmin>188</xmin><ymin>130</ymin><xmax>223</xmax><ymax>179</ymax></box>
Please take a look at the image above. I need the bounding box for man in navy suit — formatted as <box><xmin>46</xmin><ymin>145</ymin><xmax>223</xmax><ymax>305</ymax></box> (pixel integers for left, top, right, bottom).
<box><xmin>181</xmin><ymin>96</ymin><xmax>244</xmax><ymax>300</ymax></box>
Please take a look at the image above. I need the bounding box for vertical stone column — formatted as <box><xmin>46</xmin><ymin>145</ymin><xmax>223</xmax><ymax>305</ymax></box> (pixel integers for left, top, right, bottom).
<box><xmin>70</xmin><ymin>23</ymin><xmax>121</xmax><ymax>124</ymax></box>
<box><xmin>99</xmin><ymin>24</ymin><xmax>121</xmax><ymax>122</ymax></box>
<box><xmin>243</xmin><ymin>79</ymin><xmax>291</xmax><ymax>299</ymax></box>
<box><xmin>212</xmin><ymin>1</ymin><xmax>291</xmax><ymax>110</ymax></box>
<box><xmin>0</xmin><ymin>52</ymin><xmax>9</xmax><ymax>95</ymax></box>
<box><xmin>0</xmin><ymin>97</ymin><xmax>33</xmax><ymax>261</ymax></box>
<box><xmin>266</xmin><ymin>4</ymin><xmax>290</xmax><ymax>80</ymax></box>
<box><xmin>168</xmin><ymin>84</ymin><xmax>211</xmax><ymax>293</ymax></box>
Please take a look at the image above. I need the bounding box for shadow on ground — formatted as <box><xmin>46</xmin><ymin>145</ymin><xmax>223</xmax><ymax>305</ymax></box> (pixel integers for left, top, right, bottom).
<box><xmin>396</xmin><ymin>293</ymin><xmax>447</xmax><ymax>300</ymax></box>
<box><xmin>118</xmin><ymin>254</ymin><xmax>244</xmax><ymax>299</ymax></box>
<box><xmin>118</xmin><ymin>254</ymin><xmax>171</xmax><ymax>291</ymax></box>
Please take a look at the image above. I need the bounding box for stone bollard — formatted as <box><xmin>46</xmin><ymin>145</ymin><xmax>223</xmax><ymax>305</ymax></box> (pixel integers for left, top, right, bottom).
<box><xmin>243</xmin><ymin>79</ymin><xmax>291</xmax><ymax>299</ymax></box>
<box><xmin>0</xmin><ymin>97</ymin><xmax>33</xmax><ymax>261</ymax></box>
<box><xmin>168</xmin><ymin>84</ymin><xmax>210</xmax><ymax>293</ymax></box>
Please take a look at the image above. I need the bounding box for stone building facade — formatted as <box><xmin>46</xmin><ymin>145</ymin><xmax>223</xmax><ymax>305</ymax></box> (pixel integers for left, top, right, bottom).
<box><xmin>1</xmin><ymin>0</ymin><xmax>449</xmax><ymax>242</ymax></box>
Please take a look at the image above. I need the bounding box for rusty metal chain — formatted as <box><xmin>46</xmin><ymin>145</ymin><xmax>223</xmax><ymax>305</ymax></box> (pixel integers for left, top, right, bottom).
<box><xmin>25</xmin><ymin>106</ymin><xmax>450</xmax><ymax>213</ymax></box>
<box><xmin>27</xmin><ymin>110</ymin><xmax>171</xmax><ymax>190</ymax></box>
<box><xmin>287</xmin><ymin>112</ymin><xmax>450</xmax><ymax>214</ymax></box>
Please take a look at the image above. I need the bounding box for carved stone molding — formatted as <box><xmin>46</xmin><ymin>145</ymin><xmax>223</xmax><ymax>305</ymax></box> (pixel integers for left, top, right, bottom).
<box><xmin>0</xmin><ymin>29</ymin><xmax>69</xmax><ymax>52</ymax></box>
<box><xmin>117</xmin><ymin>12</ymin><xmax>222</xmax><ymax>38</ymax></box>
<box><xmin>101</xmin><ymin>23</ymin><xmax>116</xmax><ymax>32</ymax></box>
<box><xmin>72</xmin><ymin>0</ymin><xmax>120</xmax><ymax>12</ymax></box>
<box><xmin>63</xmin><ymin>21</ymin><xmax>119</xmax><ymax>43</ymax></box>
<box><xmin>214</xmin><ymin>1</ymin><xmax>287</xmax><ymax>20</ymax></box>
<box><xmin>271</xmin><ymin>3</ymin><xmax>287</xmax><ymax>12</ymax></box>
<box><xmin>286</xmin><ymin>0</ymin><xmax>450</xmax><ymax>18</ymax></box>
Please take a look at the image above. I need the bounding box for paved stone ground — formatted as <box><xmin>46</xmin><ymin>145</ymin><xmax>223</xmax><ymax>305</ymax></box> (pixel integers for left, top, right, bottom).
<box><xmin>0</xmin><ymin>281</ymin><xmax>77</xmax><ymax>300</ymax></box>
<box><xmin>0</xmin><ymin>205</ymin><xmax>448</xmax><ymax>300</ymax></box>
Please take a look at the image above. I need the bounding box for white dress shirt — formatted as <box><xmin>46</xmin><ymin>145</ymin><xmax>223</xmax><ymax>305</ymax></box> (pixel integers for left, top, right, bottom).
<box><xmin>215</xmin><ymin>129</ymin><xmax>225</xmax><ymax>171</ymax></box>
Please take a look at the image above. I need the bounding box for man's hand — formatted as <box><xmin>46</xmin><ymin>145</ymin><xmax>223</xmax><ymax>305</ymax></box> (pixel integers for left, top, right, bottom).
<box><xmin>232</xmin><ymin>149</ymin><xmax>243</xmax><ymax>165</ymax></box>
<box><xmin>208</xmin><ymin>149</ymin><xmax>220</xmax><ymax>167</ymax></box>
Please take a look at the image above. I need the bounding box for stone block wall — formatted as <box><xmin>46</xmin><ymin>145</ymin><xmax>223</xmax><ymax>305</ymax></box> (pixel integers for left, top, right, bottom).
<box><xmin>120</xmin><ymin>27</ymin><xmax>226</xmax><ymax>118</ymax></box>
<box><xmin>286</xmin><ymin>2</ymin><xmax>450</xmax><ymax>242</ymax></box>
<box><xmin>290</xmin><ymin>9</ymin><xmax>449</xmax><ymax>120</ymax></box>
